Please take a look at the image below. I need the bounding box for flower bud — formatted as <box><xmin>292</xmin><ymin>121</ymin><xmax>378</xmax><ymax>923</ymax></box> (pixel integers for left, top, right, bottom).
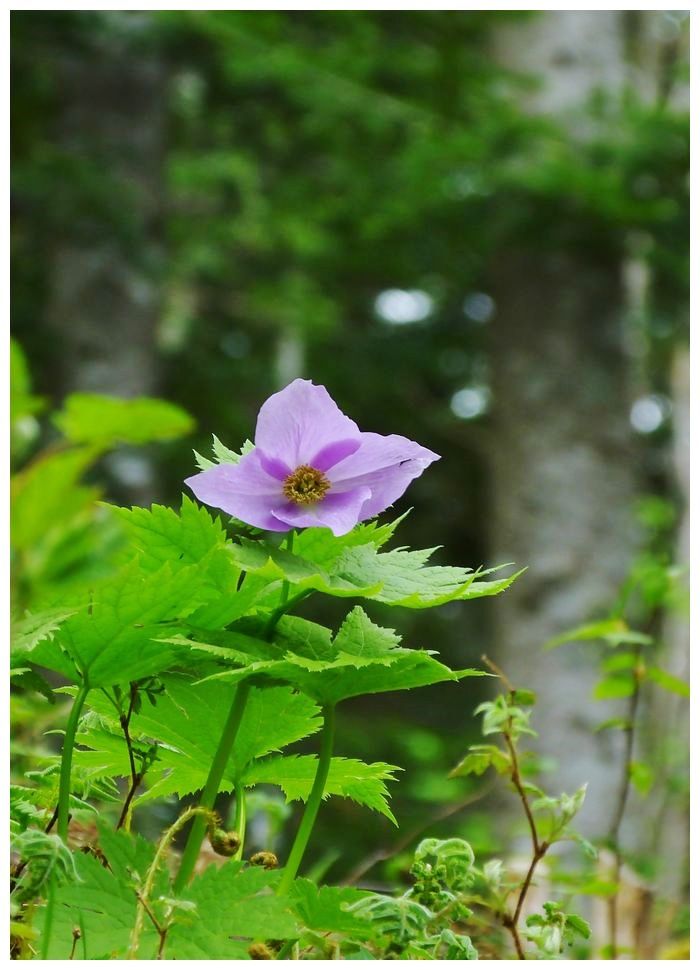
<box><xmin>207</xmin><ymin>827</ymin><xmax>240</xmax><ymax>857</ymax></box>
<box><xmin>250</xmin><ymin>850</ymin><xmax>278</xmax><ymax>870</ymax></box>
<box><xmin>248</xmin><ymin>942</ymin><xmax>274</xmax><ymax>960</ymax></box>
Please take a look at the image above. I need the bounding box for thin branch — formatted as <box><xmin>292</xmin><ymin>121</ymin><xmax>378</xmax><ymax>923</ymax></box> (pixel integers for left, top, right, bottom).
<box><xmin>129</xmin><ymin>806</ymin><xmax>217</xmax><ymax>959</ymax></box>
<box><xmin>343</xmin><ymin>782</ymin><xmax>494</xmax><ymax>887</ymax></box>
<box><xmin>482</xmin><ymin>656</ymin><xmax>549</xmax><ymax>961</ymax></box>
<box><xmin>116</xmin><ymin>683</ymin><xmax>143</xmax><ymax>831</ymax></box>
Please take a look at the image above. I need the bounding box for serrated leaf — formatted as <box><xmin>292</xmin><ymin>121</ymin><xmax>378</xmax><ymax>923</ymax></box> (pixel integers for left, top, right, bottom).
<box><xmin>76</xmin><ymin>676</ymin><xmax>322</xmax><ymax>805</ymax></box>
<box><xmin>290</xmin><ymin>879</ymin><xmax>374</xmax><ymax>936</ymax></box>
<box><xmin>11</xmin><ymin>607</ymin><xmax>78</xmax><ymax>657</ymax></box>
<box><xmin>165</xmin><ymin>862</ymin><xmax>297</xmax><ymax>959</ymax></box>
<box><xmin>53</xmin><ymin>393</ymin><xmax>194</xmax><ymax>446</ymax></box>
<box><xmin>37</xmin><ymin>849</ymin><xmax>157</xmax><ymax>958</ymax></box>
<box><xmin>449</xmin><ymin>744</ymin><xmax>510</xmax><ymax>778</ymax></box>
<box><xmin>332</xmin><ymin>545</ymin><xmax>521</xmax><ymax>608</ymax></box>
<box><xmin>29</xmin><ymin>560</ymin><xmax>218</xmax><ymax>686</ymax></box>
<box><xmin>245</xmin><ymin>755</ymin><xmax>401</xmax><ymax>823</ymax></box>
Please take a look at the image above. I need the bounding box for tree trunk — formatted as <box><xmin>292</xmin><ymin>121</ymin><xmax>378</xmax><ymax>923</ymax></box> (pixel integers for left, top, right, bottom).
<box><xmin>487</xmin><ymin>11</ymin><xmax>640</xmax><ymax>835</ymax></box>
<box><xmin>45</xmin><ymin>13</ymin><xmax>165</xmax><ymax>503</ymax></box>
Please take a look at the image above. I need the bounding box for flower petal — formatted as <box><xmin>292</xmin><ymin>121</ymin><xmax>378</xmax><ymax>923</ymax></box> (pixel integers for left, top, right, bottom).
<box><xmin>185</xmin><ymin>450</ymin><xmax>288</xmax><ymax>532</ymax></box>
<box><xmin>272</xmin><ymin>487</ymin><xmax>372</xmax><ymax>537</ymax></box>
<box><xmin>255</xmin><ymin>378</ymin><xmax>360</xmax><ymax>470</ymax></box>
<box><xmin>328</xmin><ymin>432</ymin><xmax>440</xmax><ymax>519</ymax></box>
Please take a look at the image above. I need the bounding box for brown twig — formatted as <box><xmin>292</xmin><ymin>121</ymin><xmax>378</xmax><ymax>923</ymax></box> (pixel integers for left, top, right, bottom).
<box><xmin>482</xmin><ymin>655</ymin><xmax>549</xmax><ymax>961</ymax></box>
<box><xmin>136</xmin><ymin>892</ymin><xmax>169</xmax><ymax>960</ymax></box>
<box><xmin>343</xmin><ymin>783</ymin><xmax>494</xmax><ymax>887</ymax></box>
<box><xmin>116</xmin><ymin>683</ymin><xmax>143</xmax><ymax>831</ymax></box>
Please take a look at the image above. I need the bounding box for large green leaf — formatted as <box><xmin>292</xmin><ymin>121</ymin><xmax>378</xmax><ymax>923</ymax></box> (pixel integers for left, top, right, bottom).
<box><xmin>245</xmin><ymin>755</ymin><xmax>401</xmax><ymax>823</ymax></box>
<box><xmin>109</xmin><ymin>498</ymin><xmax>259</xmax><ymax>629</ymax></box>
<box><xmin>29</xmin><ymin>559</ymin><xmax>217</xmax><ymax>685</ymax></box>
<box><xmin>231</xmin><ymin>533</ymin><xmax>520</xmax><ymax>609</ymax></box>
<box><xmin>185</xmin><ymin>608</ymin><xmax>488</xmax><ymax>705</ymax></box>
<box><xmin>290</xmin><ymin>879</ymin><xmax>374</xmax><ymax>937</ymax></box>
<box><xmin>37</xmin><ymin>827</ymin><xmax>161</xmax><ymax>959</ymax></box>
<box><xmin>75</xmin><ymin>676</ymin><xmax>322</xmax><ymax>804</ymax></box>
<box><xmin>165</xmin><ymin>862</ymin><xmax>298</xmax><ymax>959</ymax></box>
<box><xmin>53</xmin><ymin>392</ymin><xmax>194</xmax><ymax>447</ymax></box>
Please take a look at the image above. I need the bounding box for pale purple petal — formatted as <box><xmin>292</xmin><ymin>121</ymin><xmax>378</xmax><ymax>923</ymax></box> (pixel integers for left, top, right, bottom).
<box><xmin>309</xmin><ymin>438</ymin><xmax>361</xmax><ymax>471</ymax></box>
<box><xmin>185</xmin><ymin>451</ymin><xmax>288</xmax><ymax>532</ymax></box>
<box><xmin>328</xmin><ymin>432</ymin><xmax>440</xmax><ymax>519</ymax></box>
<box><xmin>255</xmin><ymin>378</ymin><xmax>361</xmax><ymax>470</ymax></box>
<box><xmin>272</xmin><ymin>487</ymin><xmax>372</xmax><ymax>537</ymax></box>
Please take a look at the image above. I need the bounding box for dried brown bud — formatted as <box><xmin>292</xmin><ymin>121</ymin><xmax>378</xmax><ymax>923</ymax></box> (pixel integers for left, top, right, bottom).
<box><xmin>250</xmin><ymin>850</ymin><xmax>278</xmax><ymax>870</ymax></box>
<box><xmin>207</xmin><ymin>828</ymin><xmax>241</xmax><ymax>858</ymax></box>
<box><xmin>248</xmin><ymin>942</ymin><xmax>274</xmax><ymax>960</ymax></box>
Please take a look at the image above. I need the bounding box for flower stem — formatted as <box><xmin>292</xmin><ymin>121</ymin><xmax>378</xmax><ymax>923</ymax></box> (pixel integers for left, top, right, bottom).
<box><xmin>173</xmin><ymin>680</ymin><xmax>251</xmax><ymax>893</ymax></box>
<box><xmin>58</xmin><ymin>681</ymin><xmax>91</xmax><ymax>842</ymax></box>
<box><xmin>277</xmin><ymin>704</ymin><xmax>335</xmax><ymax>896</ymax></box>
<box><xmin>41</xmin><ymin>680</ymin><xmax>90</xmax><ymax>959</ymax></box>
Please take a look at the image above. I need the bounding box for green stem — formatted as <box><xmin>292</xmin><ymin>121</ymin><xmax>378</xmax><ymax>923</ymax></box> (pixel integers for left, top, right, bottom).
<box><xmin>280</xmin><ymin>530</ymin><xmax>294</xmax><ymax>606</ymax></box>
<box><xmin>278</xmin><ymin>704</ymin><xmax>335</xmax><ymax>895</ymax></box>
<box><xmin>58</xmin><ymin>681</ymin><xmax>91</xmax><ymax>842</ymax></box>
<box><xmin>39</xmin><ymin>882</ymin><xmax>56</xmax><ymax>959</ymax></box>
<box><xmin>233</xmin><ymin>782</ymin><xmax>246</xmax><ymax>861</ymax></box>
<box><xmin>173</xmin><ymin>681</ymin><xmax>251</xmax><ymax>893</ymax></box>
<box><xmin>41</xmin><ymin>680</ymin><xmax>90</xmax><ymax>959</ymax></box>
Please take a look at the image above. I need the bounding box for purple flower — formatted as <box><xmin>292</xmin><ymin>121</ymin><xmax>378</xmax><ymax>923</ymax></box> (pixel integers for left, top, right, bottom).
<box><xmin>185</xmin><ymin>379</ymin><xmax>439</xmax><ymax>536</ymax></box>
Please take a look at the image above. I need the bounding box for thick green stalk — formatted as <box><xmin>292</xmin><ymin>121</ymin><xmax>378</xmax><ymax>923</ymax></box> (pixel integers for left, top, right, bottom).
<box><xmin>173</xmin><ymin>681</ymin><xmax>251</xmax><ymax>893</ymax></box>
<box><xmin>41</xmin><ymin>680</ymin><xmax>90</xmax><ymax>959</ymax></box>
<box><xmin>58</xmin><ymin>681</ymin><xmax>91</xmax><ymax>841</ymax></box>
<box><xmin>277</xmin><ymin>704</ymin><xmax>336</xmax><ymax>895</ymax></box>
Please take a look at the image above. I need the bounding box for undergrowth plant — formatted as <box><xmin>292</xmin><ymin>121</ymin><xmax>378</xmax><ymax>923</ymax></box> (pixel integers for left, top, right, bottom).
<box><xmin>9</xmin><ymin>369</ymin><xmax>687</xmax><ymax>960</ymax></box>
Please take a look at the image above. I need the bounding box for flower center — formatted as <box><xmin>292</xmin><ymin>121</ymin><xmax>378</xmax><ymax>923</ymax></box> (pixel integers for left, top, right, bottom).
<box><xmin>282</xmin><ymin>464</ymin><xmax>331</xmax><ymax>505</ymax></box>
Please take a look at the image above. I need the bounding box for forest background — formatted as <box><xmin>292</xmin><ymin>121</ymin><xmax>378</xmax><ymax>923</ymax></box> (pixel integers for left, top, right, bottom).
<box><xmin>10</xmin><ymin>9</ymin><xmax>690</xmax><ymax>958</ymax></box>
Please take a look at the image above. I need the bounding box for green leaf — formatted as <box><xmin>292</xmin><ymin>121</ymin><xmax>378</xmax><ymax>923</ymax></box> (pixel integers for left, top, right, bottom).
<box><xmin>331</xmin><ymin>545</ymin><xmax>522</xmax><ymax>608</ymax></box>
<box><xmin>165</xmin><ymin>862</ymin><xmax>297</xmax><ymax>959</ymax></box>
<box><xmin>76</xmin><ymin>677</ymin><xmax>322</xmax><ymax>804</ymax></box>
<box><xmin>11</xmin><ymin>447</ymin><xmax>100</xmax><ymax>552</ymax></box>
<box><xmin>37</xmin><ymin>846</ymin><xmax>158</xmax><ymax>958</ymax></box>
<box><xmin>629</xmin><ymin>761</ymin><xmax>654</xmax><ymax>797</ymax></box>
<box><xmin>187</xmin><ymin>609</ymin><xmax>488</xmax><ymax>706</ymax></box>
<box><xmin>545</xmin><ymin>617</ymin><xmax>652</xmax><ymax>650</ymax></box>
<box><xmin>565</xmin><ymin>913</ymin><xmax>592</xmax><ymax>940</ymax></box>
<box><xmin>245</xmin><ymin>755</ymin><xmax>401</xmax><ymax>823</ymax></box>
<box><xmin>594</xmin><ymin>717</ymin><xmax>632</xmax><ymax>733</ymax></box>
<box><xmin>53</xmin><ymin>392</ymin><xmax>194</xmax><ymax>446</ymax></box>
<box><xmin>231</xmin><ymin>533</ymin><xmax>520</xmax><ymax>608</ymax></box>
<box><xmin>449</xmin><ymin>744</ymin><xmax>510</xmax><ymax>778</ymax></box>
<box><xmin>593</xmin><ymin>675</ymin><xmax>636</xmax><ymax>700</ymax></box>
<box><xmin>30</xmin><ymin>560</ymin><xmax>218</xmax><ymax>685</ymax></box>
<box><xmin>11</xmin><ymin>607</ymin><xmax>78</xmax><ymax>658</ymax></box>
<box><xmin>110</xmin><ymin>497</ymin><xmax>228</xmax><ymax>571</ymax></box>
<box><xmin>646</xmin><ymin>665</ymin><xmax>690</xmax><ymax>698</ymax></box>
<box><xmin>290</xmin><ymin>879</ymin><xmax>374</xmax><ymax>937</ymax></box>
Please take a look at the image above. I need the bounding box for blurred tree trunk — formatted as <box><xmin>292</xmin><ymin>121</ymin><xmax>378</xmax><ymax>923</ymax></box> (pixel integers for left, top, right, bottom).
<box><xmin>45</xmin><ymin>13</ymin><xmax>165</xmax><ymax>502</ymax></box>
<box><xmin>487</xmin><ymin>11</ymin><xmax>641</xmax><ymax>835</ymax></box>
